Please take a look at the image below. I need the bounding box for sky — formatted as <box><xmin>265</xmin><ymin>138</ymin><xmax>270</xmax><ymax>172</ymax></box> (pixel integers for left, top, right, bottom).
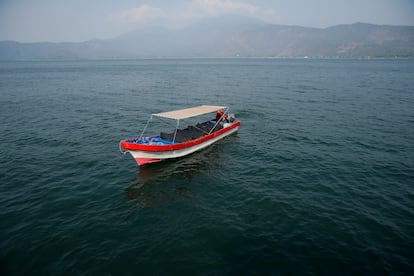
<box><xmin>0</xmin><ymin>0</ymin><xmax>413</xmax><ymax>43</ymax></box>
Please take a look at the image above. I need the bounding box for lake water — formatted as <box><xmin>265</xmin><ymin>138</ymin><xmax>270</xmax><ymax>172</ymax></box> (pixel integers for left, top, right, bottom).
<box><xmin>0</xmin><ymin>59</ymin><xmax>413</xmax><ymax>274</ymax></box>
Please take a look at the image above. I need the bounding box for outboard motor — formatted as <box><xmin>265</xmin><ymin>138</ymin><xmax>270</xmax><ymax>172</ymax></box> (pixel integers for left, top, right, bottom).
<box><xmin>228</xmin><ymin>113</ymin><xmax>235</xmax><ymax>123</ymax></box>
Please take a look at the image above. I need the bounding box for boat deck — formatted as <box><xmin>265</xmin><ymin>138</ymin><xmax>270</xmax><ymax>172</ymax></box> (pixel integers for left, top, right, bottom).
<box><xmin>160</xmin><ymin>121</ymin><xmax>223</xmax><ymax>143</ymax></box>
<box><xmin>126</xmin><ymin>121</ymin><xmax>223</xmax><ymax>145</ymax></box>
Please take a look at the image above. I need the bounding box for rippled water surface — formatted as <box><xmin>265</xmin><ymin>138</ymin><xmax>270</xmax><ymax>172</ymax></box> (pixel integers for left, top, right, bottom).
<box><xmin>1</xmin><ymin>59</ymin><xmax>413</xmax><ymax>274</ymax></box>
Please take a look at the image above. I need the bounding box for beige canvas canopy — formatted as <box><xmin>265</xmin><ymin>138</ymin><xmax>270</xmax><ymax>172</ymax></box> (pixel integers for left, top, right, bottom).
<box><xmin>153</xmin><ymin>105</ymin><xmax>227</xmax><ymax>120</ymax></box>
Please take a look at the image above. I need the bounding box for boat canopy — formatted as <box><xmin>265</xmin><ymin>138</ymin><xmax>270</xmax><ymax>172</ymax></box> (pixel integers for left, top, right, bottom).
<box><xmin>152</xmin><ymin>105</ymin><xmax>227</xmax><ymax>120</ymax></box>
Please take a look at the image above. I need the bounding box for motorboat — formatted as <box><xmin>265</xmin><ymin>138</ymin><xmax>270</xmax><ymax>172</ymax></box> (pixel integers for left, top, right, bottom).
<box><xmin>119</xmin><ymin>105</ymin><xmax>240</xmax><ymax>166</ymax></box>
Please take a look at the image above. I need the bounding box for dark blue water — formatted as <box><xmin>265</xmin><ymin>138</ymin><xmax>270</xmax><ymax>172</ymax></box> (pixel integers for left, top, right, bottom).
<box><xmin>1</xmin><ymin>59</ymin><xmax>413</xmax><ymax>274</ymax></box>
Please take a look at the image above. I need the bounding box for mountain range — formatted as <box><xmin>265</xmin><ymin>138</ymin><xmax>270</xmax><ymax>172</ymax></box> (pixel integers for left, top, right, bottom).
<box><xmin>1</xmin><ymin>18</ymin><xmax>413</xmax><ymax>59</ymax></box>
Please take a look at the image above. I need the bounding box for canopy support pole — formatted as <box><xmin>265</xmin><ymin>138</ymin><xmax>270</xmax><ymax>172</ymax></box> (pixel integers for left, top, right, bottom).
<box><xmin>140</xmin><ymin>115</ymin><xmax>152</xmax><ymax>138</ymax></box>
<box><xmin>172</xmin><ymin>119</ymin><xmax>180</xmax><ymax>143</ymax></box>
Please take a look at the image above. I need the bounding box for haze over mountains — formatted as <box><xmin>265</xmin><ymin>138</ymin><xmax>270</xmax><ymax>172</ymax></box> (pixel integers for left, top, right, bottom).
<box><xmin>1</xmin><ymin>17</ymin><xmax>413</xmax><ymax>59</ymax></box>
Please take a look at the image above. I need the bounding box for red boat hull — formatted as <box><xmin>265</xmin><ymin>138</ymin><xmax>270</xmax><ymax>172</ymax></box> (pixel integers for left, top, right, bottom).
<box><xmin>120</xmin><ymin>121</ymin><xmax>240</xmax><ymax>166</ymax></box>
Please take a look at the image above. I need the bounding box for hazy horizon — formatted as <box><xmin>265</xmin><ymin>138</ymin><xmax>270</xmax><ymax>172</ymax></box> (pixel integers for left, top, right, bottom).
<box><xmin>1</xmin><ymin>0</ymin><xmax>414</xmax><ymax>43</ymax></box>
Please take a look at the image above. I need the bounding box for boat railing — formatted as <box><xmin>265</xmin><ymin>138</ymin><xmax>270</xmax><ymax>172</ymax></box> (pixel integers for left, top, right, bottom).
<box><xmin>119</xmin><ymin>141</ymin><xmax>127</xmax><ymax>155</ymax></box>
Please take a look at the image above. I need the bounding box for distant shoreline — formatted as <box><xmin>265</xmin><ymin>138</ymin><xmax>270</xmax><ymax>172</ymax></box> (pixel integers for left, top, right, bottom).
<box><xmin>1</xmin><ymin>22</ymin><xmax>413</xmax><ymax>60</ymax></box>
<box><xmin>1</xmin><ymin>56</ymin><xmax>414</xmax><ymax>62</ymax></box>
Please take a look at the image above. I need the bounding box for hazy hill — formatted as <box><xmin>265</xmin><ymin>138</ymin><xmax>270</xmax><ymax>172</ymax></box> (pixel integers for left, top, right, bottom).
<box><xmin>1</xmin><ymin>19</ymin><xmax>413</xmax><ymax>59</ymax></box>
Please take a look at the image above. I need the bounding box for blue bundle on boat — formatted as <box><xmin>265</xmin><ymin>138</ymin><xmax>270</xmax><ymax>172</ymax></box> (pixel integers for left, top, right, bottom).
<box><xmin>126</xmin><ymin>136</ymin><xmax>176</xmax><ymax>145</ymax></box>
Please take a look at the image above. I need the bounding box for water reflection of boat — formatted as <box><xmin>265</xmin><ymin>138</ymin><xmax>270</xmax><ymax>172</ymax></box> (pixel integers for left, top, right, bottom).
<box><xmin>124</xmin><ymin>144</ymin><xmax>224</xmax><ymax>207</ymax></box>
